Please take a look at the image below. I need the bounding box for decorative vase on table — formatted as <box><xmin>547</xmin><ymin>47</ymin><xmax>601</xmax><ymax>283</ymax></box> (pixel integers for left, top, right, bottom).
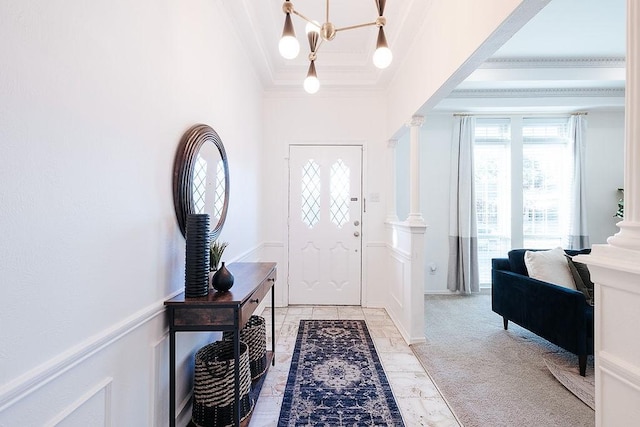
<box><xmin>211</xmin><ymin>262</ymin><xmax>234</xmax><ymax>292</ymax></box>
<box><xmin>184</xmin><ymin>214</ymin><xmax>210</xmax><ymax>298</ymax></box>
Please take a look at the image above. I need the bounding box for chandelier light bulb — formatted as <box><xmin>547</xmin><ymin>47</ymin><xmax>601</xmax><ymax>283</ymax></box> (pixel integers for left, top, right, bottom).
<box><xmin>304</xmin><ymin>60</ymin><xmax>320</xmax><ymax>94</ymax></box>
<box><xmin>279</xmin><ymin>13</ymin><xmax>300</xmax><ymax>59</ymax></box>
<box><xmin>373</xmin><ymin>46</ymin><xmax>392</xmax><ymax>69</ymax></box>
<box><xmin>279</xmin><ymin>35</ymin><xmax>300</xmax><ymax>59</ymax></box>
<box><xmin>373</xmin><ymin>27</ymin><xmax>392</xmax><ymax>69</ymax></box>
<box><xmin>304</xmin><ymin>75</ymin><xmax>320</xmax><ymax>94</ymax></box>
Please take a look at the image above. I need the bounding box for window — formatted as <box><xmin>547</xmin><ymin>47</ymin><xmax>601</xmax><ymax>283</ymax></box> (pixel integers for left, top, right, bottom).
<box><xmin>474</xmin><ymin>116</ymin><xmax>571</xmax><ymax>285</ymax></box>
<box><xmin>474</xmin><ymin>119</ymin><xmax>511</xmax><ymax>284</ymax></box>
<box><xmin>522</xmin><ymin>118</ymin><xmax>571</xmax><ymax>248</ymax></box>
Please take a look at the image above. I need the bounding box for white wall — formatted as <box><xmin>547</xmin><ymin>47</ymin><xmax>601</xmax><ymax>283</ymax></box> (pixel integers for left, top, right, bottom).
<box><xmin>261</xmin><ymin>90</ymin><xmax>390</xmax><ymax>308</ymax></box>
<box><xmin>586</xmin><ymin>111</ymin><xmax>626</xmax><ymax>244</ymax></box>
<box><xmin>396</xmin><ymin>110</ymin><xmax>625</xmax><ymax>293</ymax></box>
<box><xmin>0</xmin><ymin>0</ymin><xmax>264</xmax><ymax>425</ymax></box>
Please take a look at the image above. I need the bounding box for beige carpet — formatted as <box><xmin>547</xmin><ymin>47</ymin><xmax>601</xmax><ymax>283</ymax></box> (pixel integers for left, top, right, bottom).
<box><xmin>411</xmin><ymin>293</ymin><xmax>595</xmax><ymax>427</ymax></box>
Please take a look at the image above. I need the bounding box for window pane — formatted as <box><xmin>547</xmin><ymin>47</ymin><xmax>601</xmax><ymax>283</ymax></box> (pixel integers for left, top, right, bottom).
<box><xmin>301</xmin><ymin>160</ymin><xmax>321</xmax><ymax>228</ymax></box>
<box><xmin>522</xmin><ymin>117</ymin><xmax>570</xmax><ymax>248</ymax></box>
<box><xmin>474</xmin><ymin>119</ymin><xmax>512</xmax><ymax>285</ymax></box>
<box><xmin>330</xmin><ymin>159</ymin><xmax>350</xmax><ymax>228</ymax></box>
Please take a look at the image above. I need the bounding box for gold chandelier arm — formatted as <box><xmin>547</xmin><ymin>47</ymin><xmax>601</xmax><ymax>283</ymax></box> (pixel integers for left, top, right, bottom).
<box><xmin>291</xmin><ymin>9</ymin><xmax>316</xmax><ymax>26</ymax></box>
<box><xmin>335</xmin><ymin>21</ymin><xmax>378</xmax><ymax>33</ymax></box>
<box><xmin>326</xmin><ymin>0</ymin><xmax>330</xmax><ymax>23</ymax></box>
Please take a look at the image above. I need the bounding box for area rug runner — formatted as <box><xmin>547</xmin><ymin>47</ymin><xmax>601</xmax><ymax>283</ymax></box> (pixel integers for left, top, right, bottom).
<box><xmin>277</xmin><ymin>320</ymin><xmax>405</xmax><ymax>426</ymax></box>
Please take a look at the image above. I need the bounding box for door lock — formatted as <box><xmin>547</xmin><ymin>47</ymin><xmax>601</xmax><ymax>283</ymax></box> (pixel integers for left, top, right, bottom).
<box><xmin>354</xmin><ymin>220</ymin><xmax>360</xmax><ymax>226</ymax></box>
<box><xmin>354</xmin><ymin>231</ymin><xmax>360</xmax><ymax>237</ymax></box>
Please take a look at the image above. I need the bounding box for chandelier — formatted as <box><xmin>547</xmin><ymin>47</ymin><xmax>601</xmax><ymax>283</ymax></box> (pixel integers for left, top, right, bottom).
<box><xmin>278</xmin><ymin>0</ymin><xmax>392</xmax><ymax>94</ymax></box>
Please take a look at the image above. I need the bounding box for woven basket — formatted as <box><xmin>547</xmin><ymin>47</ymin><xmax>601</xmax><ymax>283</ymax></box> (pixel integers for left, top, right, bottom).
<box><xmin>224</xmin><ymin>315</ymin><xmax>267</xmax><ymax>380</ymax></box>
<box><xmin>191</xmin><ymin>340</ymin><xmax>254</xmax><ymax>427</ymax></box>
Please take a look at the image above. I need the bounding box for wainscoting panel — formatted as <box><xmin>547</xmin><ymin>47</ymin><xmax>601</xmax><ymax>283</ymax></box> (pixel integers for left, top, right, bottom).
<box><xmin>45</xmin><ymin>378</ymin><xmax>112</xmax><ymax>427</ymax></box>
<box><xmin>0</xmin><ymin>293</ymin><xmax>209</xmax><ymax>426</ymax></box>
<box><xmin>389</xmin><ymin>251</ymin><xmax>407</xmax><ymax>308</ymax></box>
<box><xmin>384</xmin><ymin>221</ymin><xmax>427</xmax><ymax>345</ymax></box>
<box><xmin>151</xmin><ymin>336</ymin><xmax>169</xmax><ymax>427</ymax></box>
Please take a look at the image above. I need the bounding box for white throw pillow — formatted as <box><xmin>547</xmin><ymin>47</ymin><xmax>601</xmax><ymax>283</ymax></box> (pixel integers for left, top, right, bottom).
<box><xmin>524</xmin><ymin>247</ymin><xmax>576</xmax><ymax>290</ymax></box>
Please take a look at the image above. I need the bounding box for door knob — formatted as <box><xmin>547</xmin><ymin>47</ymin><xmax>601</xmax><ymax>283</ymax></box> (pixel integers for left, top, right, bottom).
<box><xmin>354</xmin><ymin>231</ymin><xmax>360</xmax><ymax>237</ymax></box>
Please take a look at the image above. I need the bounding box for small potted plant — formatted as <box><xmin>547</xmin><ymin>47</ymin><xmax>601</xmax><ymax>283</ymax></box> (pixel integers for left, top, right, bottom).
<box><xmin>210</xmin><ymin>240</ymin><xmax>229</xmax><ymax>272</ymax></box>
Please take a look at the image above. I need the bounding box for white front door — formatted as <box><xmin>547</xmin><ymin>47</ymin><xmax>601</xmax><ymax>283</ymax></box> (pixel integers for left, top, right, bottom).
<box><xmin>288</xmin><ymin>145</ymin><xmax>363</xmax><ymax>305</ymax></box>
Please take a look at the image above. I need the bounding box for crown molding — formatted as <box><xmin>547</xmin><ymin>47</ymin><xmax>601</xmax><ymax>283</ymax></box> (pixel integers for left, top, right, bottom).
<box><xmin>448</xmin><ymin>87</ymin><xmax>625</xmax><ymax>99</ymax></box>
<box><xmin>481</xmin><ymin>57</ymin><xmax>626</xmax><ymax>69</ymax></box>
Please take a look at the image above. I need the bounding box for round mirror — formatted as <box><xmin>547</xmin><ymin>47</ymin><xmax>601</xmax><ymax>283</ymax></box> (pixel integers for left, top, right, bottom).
<box><xmin>173</xmin><ymin>124</ymin><xmax>229</xmax><ymax>241</ymax></box>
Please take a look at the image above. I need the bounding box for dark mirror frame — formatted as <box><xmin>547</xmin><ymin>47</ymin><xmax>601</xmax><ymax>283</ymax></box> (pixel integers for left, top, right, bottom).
<box><xmin>173</xmin><ymin>124</ymin><xmax>230</xmax><ymax>241</ymax></box>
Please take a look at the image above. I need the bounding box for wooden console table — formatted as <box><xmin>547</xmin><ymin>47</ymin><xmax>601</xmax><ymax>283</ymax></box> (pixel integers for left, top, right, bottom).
<box><xmin>165</xmin><ymin>262</ymin><xmax>276</xmax><ymax>427</ymax></box>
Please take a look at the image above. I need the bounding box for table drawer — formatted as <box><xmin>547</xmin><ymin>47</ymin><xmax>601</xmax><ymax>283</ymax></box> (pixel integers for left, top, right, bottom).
<box><xmin>172</xmin><ymin>307</ymin><xmax>236</xmax><ymax>328</ymax></box>
<box><xmin>240</xmin><ymin>273</ymin><xmax>275</xmax><ymax>327</ymax></box>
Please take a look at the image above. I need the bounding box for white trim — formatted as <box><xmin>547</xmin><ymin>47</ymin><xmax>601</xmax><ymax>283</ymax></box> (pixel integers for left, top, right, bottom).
<box><xmin>0</xmin><ymin>291</ymin><xmax>179</xmax><ymax>412</ymax></box>
<box><xmin>232</xmin><ymin>243</ymin><xmax>263</xmax><ymax>262</ymax></box>
<box><xmin>480</xmin><ymin>57</ymin><xmax>625</xmax><ymax>69</ymax></box>
<box><xmin>449</xmin><ymin>87</ymin><xmax>625</xmax><ymax>99</ymax></box>
<box><xmin>599</xmin><ymin>351</ymin><xmax>640</xmax><ymax>391</ymax></box>
<box><xmin>388</xmin><ymin>244</ymin><xmax>411</xmax><ymax>261</ymax></box>
<box><xmin>44</xmin><ymin>378</ymin><xmax>113</xmax><ymax>427</ymax></box>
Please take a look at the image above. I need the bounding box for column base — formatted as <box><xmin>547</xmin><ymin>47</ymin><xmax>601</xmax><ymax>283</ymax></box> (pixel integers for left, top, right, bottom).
<box><xmin>607</xmin><ymin>220</ymin><xmax>640</xmax><ymax>251</ymax></box>
<box><xmin>405</xmin><ymin>213</ymin><xmax>425</xmax><ymax>226</ymax></box>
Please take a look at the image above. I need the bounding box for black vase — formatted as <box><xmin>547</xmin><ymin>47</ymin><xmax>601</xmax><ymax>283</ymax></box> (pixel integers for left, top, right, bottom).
<box><xmin>185</xmin><ymin>214</ymin><xmax>210</xmax><ymax>298</ymax></box>
<box><xmin>211</xmin><ymin>262</ymin><xmax>234</xmax><ymax>292</ymax></box>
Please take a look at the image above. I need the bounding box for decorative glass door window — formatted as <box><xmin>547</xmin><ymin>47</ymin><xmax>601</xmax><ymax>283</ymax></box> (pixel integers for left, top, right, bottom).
<box><xmin>330</xmin><ymin>159</ymin><xmax>350</xmax><ymax>228</ymax></box>
<box><xmin>301</xmin><ymin>159</ymin><xmax>321</xmax><ymax>228</ymax></box>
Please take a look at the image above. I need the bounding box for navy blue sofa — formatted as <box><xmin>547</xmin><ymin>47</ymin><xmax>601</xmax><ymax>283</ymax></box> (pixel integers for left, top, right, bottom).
<box><xmin>491</xmin><ymin>249</ymin><xmax>593</xmax><ymax>376</ymax></box>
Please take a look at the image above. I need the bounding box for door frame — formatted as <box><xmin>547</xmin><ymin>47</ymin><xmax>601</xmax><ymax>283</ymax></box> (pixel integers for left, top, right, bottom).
<box><xmin>284</xmin><ymin>142</ymin><xmax>368</xmax><ymax>307</ymax></box>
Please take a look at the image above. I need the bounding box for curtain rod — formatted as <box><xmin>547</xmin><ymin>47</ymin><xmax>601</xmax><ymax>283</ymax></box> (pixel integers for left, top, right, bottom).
<box><xmin>453</xmin><ymin>112</ymin><xmax>588</xmax><ymax>117</ymax></box>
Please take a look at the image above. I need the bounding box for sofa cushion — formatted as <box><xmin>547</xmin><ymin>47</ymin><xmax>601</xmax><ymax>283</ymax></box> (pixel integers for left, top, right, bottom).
<box><xmin>507</xmin><ymin>249</ymin><xmax>532</xmax><ymax>276</ymax></box>
<box><xmin>524</xmin><ymin>247</ymin><xmax>576</xmax><ymax>290</ymax></box>
<box><xmin>566</xmin><ymin>255</ymin><xmax>595</xmax><ymax>305</ymax></box>
<box><xmin>507</xmin><ymin>248</ymin><xmax>591</xmax><ymax>276</ymax></box>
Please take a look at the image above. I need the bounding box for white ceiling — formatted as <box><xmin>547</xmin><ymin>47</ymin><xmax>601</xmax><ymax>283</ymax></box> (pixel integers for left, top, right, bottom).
<box><xmin>224</xmin><ymin>0</ymin><xmax>626</xmax><ymax>110</ymax></box>
<box><xmin>441</xmin><ymin>0</ymin><xmax>627</xmax><ymax>112</ymax></box>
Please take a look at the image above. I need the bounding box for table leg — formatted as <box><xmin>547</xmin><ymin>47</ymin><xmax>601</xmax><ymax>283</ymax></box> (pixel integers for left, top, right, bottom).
<box><xmin>271</xmin><ymin>284</ymin><xmax>276</xmax><ymax>366</ymax></box>
<box><xmin>169</xmin><ymin>329</ymin><xmax>176</xmax><ymax>427</ymax></box>
<box><xmin>234</xmin><ymin>329</ymin><xmax>241</xmax><ymax>426</ymax></box>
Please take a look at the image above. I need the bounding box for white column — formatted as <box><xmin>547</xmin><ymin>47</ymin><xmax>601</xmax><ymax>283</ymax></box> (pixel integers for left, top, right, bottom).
<box><xmin>575</xmin><ymin>2</ymin><xmax>640</xmax><ymax>425</ymax></box>
<box><xmin>386</xmin><ymin>139</ymin><xmax>399</xmax><ymax>222</ymax></box>
<box><xmin>608</xmin><ymin>0</ymin><xmax>640</xmax><ymax>250</ymax></box>
<box><xmin>406</xmin><ymin>115</ymin><xmax>425</xmax><ymax>225</ymax></box>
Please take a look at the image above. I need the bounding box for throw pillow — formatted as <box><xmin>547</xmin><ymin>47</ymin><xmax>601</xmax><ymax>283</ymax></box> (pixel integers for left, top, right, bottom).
<box><xmin>524</xmin><ymin>247</ymin><xmax>577</xmax><ymax>290</ymax></box>
<box><xmin>566</xmin><ymin>255</ymin><xmax>595</xmax><ymax>305</ymax></box>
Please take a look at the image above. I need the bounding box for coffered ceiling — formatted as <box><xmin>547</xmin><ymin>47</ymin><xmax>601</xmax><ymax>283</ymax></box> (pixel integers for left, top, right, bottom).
<box><xmin>224</xmin><ymin>0</ymin><xmax>626</xmax><ymax>111</ymax></box>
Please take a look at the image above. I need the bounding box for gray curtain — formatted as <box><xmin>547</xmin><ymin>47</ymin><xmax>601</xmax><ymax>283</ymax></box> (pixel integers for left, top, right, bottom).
<box><xmin>447</xmin><ymin>116</ymin><xmax>480</xmax><ymax>293</ymax></box>
<box><xmin>567</xmin><ymin>114</ymin><xmax>590</xmax><ymax>249</ymax></box>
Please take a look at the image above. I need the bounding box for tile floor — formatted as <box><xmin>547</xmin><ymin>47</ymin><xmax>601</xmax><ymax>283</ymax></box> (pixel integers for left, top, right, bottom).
<box><xmin>249</xmin><ymin>306</ymin><xmax>461</xmax><ymax>427</ymax></box>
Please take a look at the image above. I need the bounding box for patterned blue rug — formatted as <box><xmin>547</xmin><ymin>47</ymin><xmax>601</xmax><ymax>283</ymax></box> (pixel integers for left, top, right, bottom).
<box><xmin>277</xmin><ymin>320</ymin><xmax>405</xmax><ymax>426</ymax></box>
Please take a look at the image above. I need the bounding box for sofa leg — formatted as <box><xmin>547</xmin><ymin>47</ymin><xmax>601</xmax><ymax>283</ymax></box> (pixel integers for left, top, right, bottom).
<box><xmin>579</xmin><ymin>355</ymin><xmax>587</xmax><ymax>377</ymax></box>
<box><xmin>503</xmin><ymin>317</ymin><xmax>508</xmax><ymax>330</ymax></box>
